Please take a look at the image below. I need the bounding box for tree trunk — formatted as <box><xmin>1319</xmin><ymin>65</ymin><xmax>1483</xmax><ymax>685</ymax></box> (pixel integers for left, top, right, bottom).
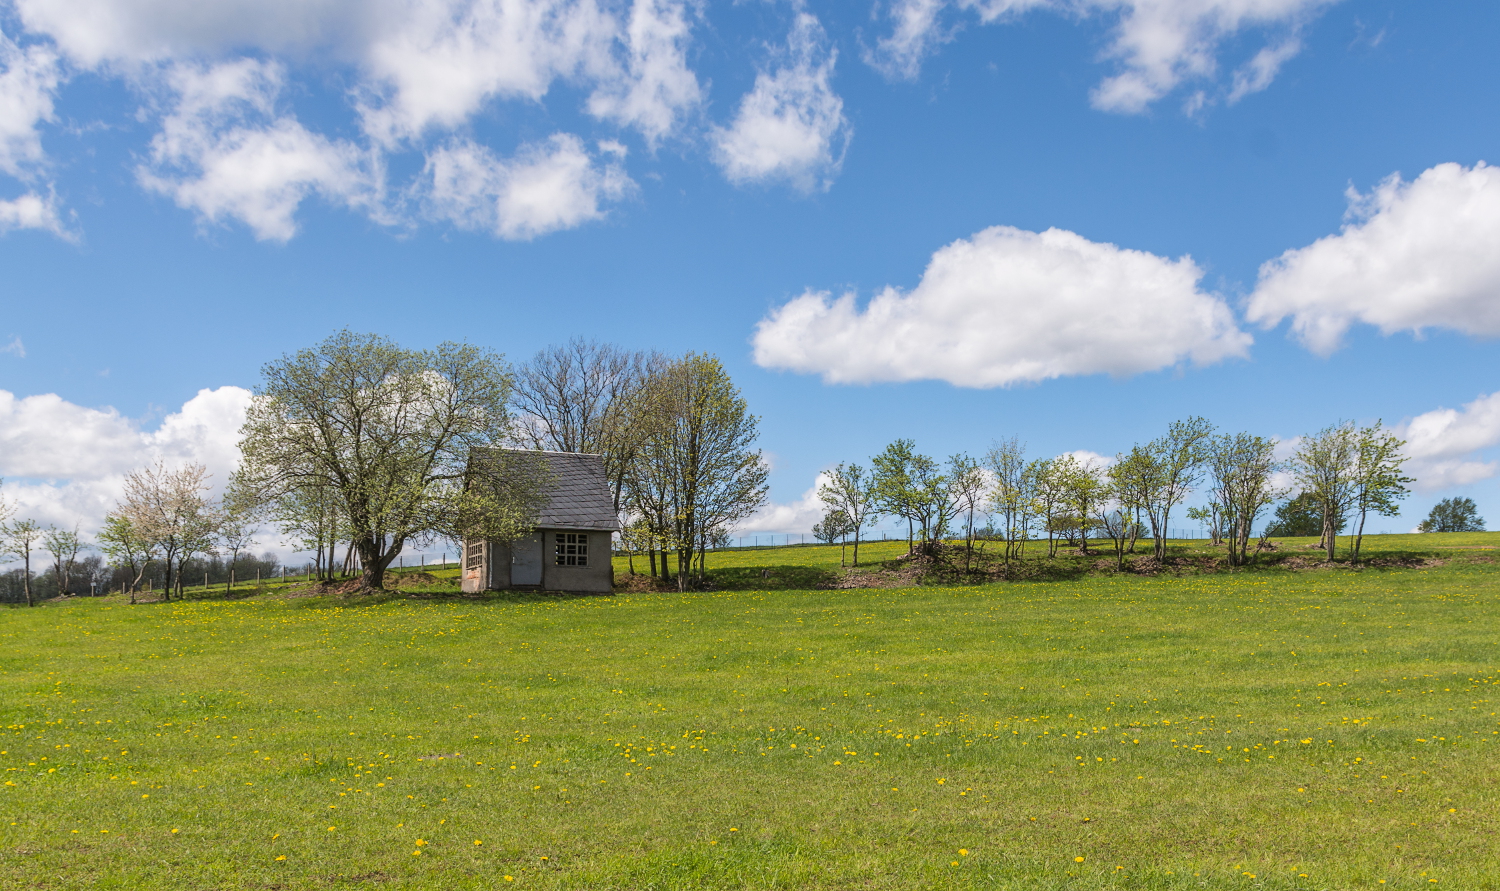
<box><xmin>358</xmin><ymin>536</ymin><xmax>397</xmax><ymax>590</ymax></box>
<box><xmin>1353</xmin><ymin>506</ymin><xmax>1368</xmax><ymax>564</ymax></box>
<box><xmin>1323</xmin><ymin>513</ymin><xmax>1337</xmax><ymax>562</ymax></box>
<box><xmin>23</xmin><ymin>551</ymin><xmax>32</xmax><ymax>607</ymax></box>
<box><xmin>852</xmin><ymin>527</ymin><xmax>860</xmax><ymax>568</ymax></box>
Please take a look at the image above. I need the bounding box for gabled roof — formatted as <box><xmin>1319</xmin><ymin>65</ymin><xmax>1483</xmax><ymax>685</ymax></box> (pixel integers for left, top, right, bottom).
<box><xmin>471</xmin><ymin>448</ymin><xmax>619</xmax><ymax>532</ymax></box>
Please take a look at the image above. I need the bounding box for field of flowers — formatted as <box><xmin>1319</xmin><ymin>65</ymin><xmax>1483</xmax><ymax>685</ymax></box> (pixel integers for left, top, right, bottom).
<box><xmin>2</xmin><ymin>537</ymin><xmax>1498</xmax><ymax>889</ymax></box>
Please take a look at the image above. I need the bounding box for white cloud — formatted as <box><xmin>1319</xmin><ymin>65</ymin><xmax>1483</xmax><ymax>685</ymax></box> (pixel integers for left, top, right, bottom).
<box><xmin>753</xmin><ymin>224</ymin><xmax>1250</xmax><ymax>387</ymax></box>
<box><xmin>1227</xmin><ymin>35</ymin><xmax>1302</xmax><ymax>103</ymax></box>
<box><xmin>712</xmin><ymin>12</ymin><xmax>849</xmax><ymax>191</ymax></box>
<box><xmin>864</xmin><ymin>0</ymin><xmax>966</xmax><ymax>81</ymax></box>
<box><xmin>354</xmin><ymin>0</ymin><xmax>618</xmax><ymax>145</ymax></box>
<box><xmin>1247</xmin><ymin>162</ymin><xmax>1500</xmax><ymax>355</ymax></box>
<box><xmin>137</xmin><ymin>60</ymin><xmax>382</xmax><ymax>242</ymax></box>
<box><xmin>1060</xmin><ymin>449</ymin><xmax>1114</xmax><ymax>468</ymax></box>
<box><xmin>0</xmin><ymin>191</ymin><xmax>71</xmax><ymax>238</ymax></box>
<box><xmin>734</xmin><ymin>471</ymin><xmax>831</xmax><ymax>535</ymax></box>
<box><xmin>586</xmin><ymin>0</ymin><xmax>702</xmax><ymax>147</ymax></box>
<box><xmin>12</xmin><ymin>0</ymin><xmax>364</xmax><ymax>66</ymax></box>
<box><xmin>1087</xmin><ymin>0</ymin><xmax>1332</xmax><ymax>114</ymax></box>
<box><xmin>1</xmin><ymin>337</ymin><xmax>24</xmax><ymax>358</ymax></box>
<box><xmin>1394</xmin><ymin>391</ymin><xmax>1500</xmax><ymax>490</ymax></box>
<box><xmin>10</xmin><ymin>0</ymin><xmax>708</xmax><ymax>238</ymax></box>
<box><xmin>867</xmin><ymin>0</ymin><xmax>1333</xmax><ymax>113</ymax></box>
<box><xmin>0</xmin><ymin>28</ymin><xmax>62</xmax><ymax>178</ymax></box>
<box><xmin>0</xmin><ymin>386</ymin><xmax>252</xmax><ymax>539</ymax></box>
<box><xmin>420</xmin><ymin>133</ymin><xmax>633</xmax><ymax>239</ymax></box>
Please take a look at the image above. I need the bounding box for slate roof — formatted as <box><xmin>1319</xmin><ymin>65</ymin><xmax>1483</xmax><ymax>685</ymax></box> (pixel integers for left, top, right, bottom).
<box><xmin>471</xmin><ymin>448</ymin><xmax>619</xmax><ymax>532</ymax></box>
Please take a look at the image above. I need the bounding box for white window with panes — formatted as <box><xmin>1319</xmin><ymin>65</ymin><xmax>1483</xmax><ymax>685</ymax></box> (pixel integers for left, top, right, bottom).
<box><xmin>554</xmin><ymin>532</ymin><xmax>588</xmax><ymax>566</ymax></box>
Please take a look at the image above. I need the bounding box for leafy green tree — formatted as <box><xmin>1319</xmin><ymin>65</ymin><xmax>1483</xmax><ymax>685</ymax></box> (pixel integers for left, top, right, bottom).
<box><xmin>1031</xmin><ymin>456</ymin><xmax>1069</xmax><ymax>558</ymax></box>
<box><xmin>1350</xmin><ymin>423</ymin><xmax>1411</xmax><ymax>562</ymax></box>
<box><xmin>1290</xmin><ymin>422</ymin><xmax>1360</xmax><ymax>560</ymax></box>
<box><xmin>236</xmin><ymin>331</ymin><xmax>532</xmax><ymax>592</ymax></box>
<box><xmin>818</xmin><ymin>463</ymin><xmax>878</xmax><ymax>566</ymax></box>
<box><xmin>1266</xmin><ymin>493</ymin><xmax>1338</xmax><ymax>538</ymax></box>
<box><xmin>1059</xmin><ymin>457</ymin><xmax>1106</xmax><ymax>555</ymax></box>
<box><xmin>1418</xmin><ymin>497</ymin><xmax>1486</xmax><ymax>533</ymax></box>
<box><xmin>1143</xmin><ymin>417</ymin><xmax>1215</xmax><ymax>559</ymax></box>
<box><xmin>871</xmin><ymin>440</ymin><xmax>919</xmax><ymax>552</ymax></box>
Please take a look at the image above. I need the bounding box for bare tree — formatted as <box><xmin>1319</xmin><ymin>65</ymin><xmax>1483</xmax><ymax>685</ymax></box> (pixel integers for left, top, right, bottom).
<box><xmin>2</xmin><ymin>519</ymin><xmax>42</xmax><ymax>606</ymax></box>
<box><xmin>216</xmin><ymin>503</ymin><xmax>261</xmax><ymax>595</ymax></box>
<box><xmin>236</xmin><ymin>331</ymin><xmax>535</xmax><ymax>591</ymax></box>
<box><xmin>511</xmin><ymin>339</ymin><xmax>661</xmax><ymax>523</ymax></box>
<box><xmin>1290</xmin><ymin>422</ymin><xmax>1359</xmax><ymax>561</ymax></box>
<box><xmin>42</xmin><ymin>525</ymin><xmax>85</xmax><ymax>597</ymax></box>
<box><xmin>121</xmin><ymin>461</ymin><xmax>219</xmax><ymax>600</ymax></box>
<box><xmin>98</xmin><ymin>514</ymin><xmax>157</xmax><ymax>604</ymax></box>
<box><xmin>818</xmin><ymin>463</ymin><xmax>878</xmax><ymax>567</ymax></box>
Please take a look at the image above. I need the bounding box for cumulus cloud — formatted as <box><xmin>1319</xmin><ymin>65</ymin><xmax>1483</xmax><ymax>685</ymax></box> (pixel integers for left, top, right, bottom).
<box><xmin>1247</xmin><ymin>162</ymin><xmax>1500</xmax><ymax>355</ymax></box>
<box><xmin>1394</xmin><ymin>391</ymin><xmax>1500</xmax><ymax>490</ymax></box>
<box><xmin>867</xmin><ymin>0</ymin><xmax>1333</xmax><ymax>113</ymax></box>
<box><xmin>137</xmin><ymin>60</ymin><xmax>382</xmax><ymax>242</ymax></box>
<box><xmin>712</xmin><ymin>12</ymin><xmax>849</xmax><ymax>191</ymax></box>
<box><xmin>753</xmin><ymin>224</ymin><xmax>1250</xmax><ymax>387</ymax></box>
<box><xmin>734</xmin><ymin>471</ymin><xmax>831</xmax><ymax>536</ymax></box>
<box><xmin>419</xmin><ymin>133</ymin><xmax>633</xmax><ymax>239</ymax></box>
<box><xmin>0</xmin><ymin>386</ymin><xmax>252</xmax><ymax>539</ymax></box>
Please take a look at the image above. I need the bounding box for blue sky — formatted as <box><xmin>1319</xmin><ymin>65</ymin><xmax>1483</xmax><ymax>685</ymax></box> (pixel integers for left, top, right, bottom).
<box><xmin>1</xmin><ymin>0</ymin><xmax>1498</xmax><ymax>545</ymax></box>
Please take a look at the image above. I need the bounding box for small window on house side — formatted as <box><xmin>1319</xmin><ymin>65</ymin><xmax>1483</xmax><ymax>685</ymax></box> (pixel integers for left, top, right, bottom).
<box><xmin>554</xmin><ymin>532</ymin><xmax>588</xmax><ymax>566</ymax></box>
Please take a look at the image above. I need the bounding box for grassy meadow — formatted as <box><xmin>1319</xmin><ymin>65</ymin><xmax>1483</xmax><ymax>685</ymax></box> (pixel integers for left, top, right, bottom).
<box><xmin>3</xmin><ymin>534</ymin><xmax>1499</xmax><ymax>889</ymax></box>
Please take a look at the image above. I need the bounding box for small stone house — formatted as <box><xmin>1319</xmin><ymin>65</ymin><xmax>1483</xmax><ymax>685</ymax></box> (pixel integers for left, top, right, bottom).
<box><xmin>461</xmin><ymin>449</ymin><xmax>618</xmax><ymax>594</ymax></box>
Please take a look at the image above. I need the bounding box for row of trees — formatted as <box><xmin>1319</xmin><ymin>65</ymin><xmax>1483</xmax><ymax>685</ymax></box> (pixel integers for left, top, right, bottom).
<box><xmin>1</xmin><ymin>332</ymin><xmax>771</xmax><ymax>602</ymax></box>
<box><xmin>815</xmin><ymin>418</ymin><xmax>1412</xmax><ymax>569</ymax></box>
<box><xmin>0</xmin><ymin>460</ymin><xmax>269</xmax><ymax>606</ymax></box>
<box><xmin>232</xmin><ymin>333</ymin><xmax>768</xmax><ymax>594</ymax></box>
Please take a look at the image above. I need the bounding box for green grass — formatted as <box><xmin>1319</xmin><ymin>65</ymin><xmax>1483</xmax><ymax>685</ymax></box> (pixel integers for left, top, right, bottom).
<box><xmin>3</xmin><ymin>535</ymin><xmax>1499</xmax><ymax>889</ymax></box>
